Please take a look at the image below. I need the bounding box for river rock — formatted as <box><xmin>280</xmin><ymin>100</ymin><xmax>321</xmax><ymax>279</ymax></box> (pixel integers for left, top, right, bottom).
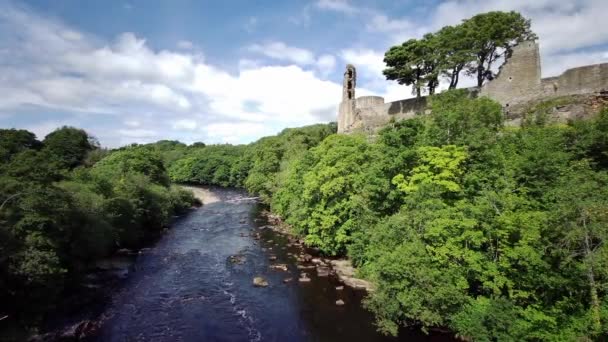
<box><xmin>316</xmin><ymin>266</ymin><xmax>330</xmax><ymax>277</ymax></box>
<box><xmin>336</xmin><ymin>299</ymin><xmax>345</xmax><ymax>306</ymax></box>
<box><xmin>269</xmin><ymin>255</ymin><xmax>277</xmax><ymax>261</ymax></box>
<box><xmin>228</xmin><ymin>254</ymin><xmax>245</xmax><ymax>264</ymax></box>
<box><xmin>335</xmin><ymin>286</ymin><xmax>344</xmax><ymax>291</ymax></box>
<box><xmin>311</xmin><ymin>258</ymin><xmax>322</xmax><ymax>264</ymax></box>
<box><xmin>283</xmin><ymin>277</ymin><xmax>293</xmax><ymax>283</ymax></box>
<box><xmin>330</xmin><ymin>259</ymin><xmax>375</xmax><ymax>292</ymax></box>
<box><xmin>253</xmin><ymin>276</ymin><xmax>269</xmax><ymax>287</ymax></box>
<box><xmin>298</xmin><ymin>276</ymin><xmax>311</xmax><ymax>283</ymax></box>
<box><xmin>270</xmin><ymin>264</ymin><xmax>288</xmax><ymax>271</ymax></box>
<box><xmin>297</xmin><ymin>265</ymin><xmax>315</xmax><ymax>270</ymax></box>
<box><xmin>116</xmin><ymin>248</ymin><xmax>133</xmax><ymax>255</ymax></box>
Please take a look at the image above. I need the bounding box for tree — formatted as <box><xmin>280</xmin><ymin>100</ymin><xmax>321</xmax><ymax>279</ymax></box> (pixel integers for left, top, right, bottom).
<box><xmin>462</xmin><ymin>11</ymin><xmax>537</xmax><ymax>87</ymax></box>
<box><xmin>92</xmin><ymin>147</ymin><xmax>170</xmax><ymax>186</ymax></box>
<box><xmin>383</xmin><ymin>34</ymin><xmax>440</xmax><ymax>97</ymax></box>
<box><xmin>42</xmin><ymin>126</ymin><xmax>95</xmax><ymax>170</ymax></box>
<box><xmin>383</xmin><ymin>11</ymin><xmax>536</xmax><ymax>92</ymax></box>
<box><xmin>434</xmin><ymin>25</ymin><xmax>472</xmax><ymax>89</ymax></box>
<box><xmin>546</xmin><ymin>162</ymin><xmax>608</xmax><ymax>335</ymax></box>
<box><xmin>0</xmin><ymin>129</ymin><xmax>41</xmax><ymax>163</ymax></box>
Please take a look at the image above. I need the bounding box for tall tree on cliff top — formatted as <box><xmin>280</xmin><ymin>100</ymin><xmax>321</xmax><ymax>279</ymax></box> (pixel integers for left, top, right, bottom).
<box><xmin>463</xmin><ymin>11</ymin><xmax>537</xmax><ymax>87</ymax></box>
<box><xmin>383</xmin><ymin>34</ymin><xmax>440</xmax><ymax>98</ymax></box>
<box><xmin>383</xmin><ymin>11</ymin><xmax>536</xmax><ymax>93</ymax></box>
<box><xmin>434</xmin><ymin>25</ymin><xmax>473</xmax><ymax>89</ymax></box>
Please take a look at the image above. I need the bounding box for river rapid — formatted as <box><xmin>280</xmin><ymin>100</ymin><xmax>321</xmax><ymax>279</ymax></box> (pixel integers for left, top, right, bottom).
<box><xmin>88</xmin><ymin>187</ymin><xmax>452</xmax><ymax>342</ymax></box>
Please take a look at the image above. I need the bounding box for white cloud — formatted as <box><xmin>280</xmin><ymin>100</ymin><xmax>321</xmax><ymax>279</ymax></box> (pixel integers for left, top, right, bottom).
<box><xmin>117</xmin><ymin>128</ymin><xmax>157</xmax><ymax>138</ymax></box>
<box><xmin>0</xmin><ymin>3</ymin><xmax>346</xmax><ymax>146</ymax></box>
<box><xmin>431</xmin><ymin>0</ymin><xmax>608</xmax><ymax>54</ymax></box>
<box><xmin>177</xmin><ymin>40</ymin><xmax>194</xmax><ymax>50</ymax></box>
<box><xmin>204</xmin><ymin>122</ymin><xmax>273</xmax><ymax>144</ymax></box>
<box><xmin>248</xmin><ymin>41</ymin><xmax>316</xmax><ymax>65</ymax></box>
<box><xmin>340</xmin><ymin>49</ymin><xmax>385</xmax><ymax>80</ymax></box>
<box><xmin>314</xmin><ymin>0</ymin><xmax>358</xmax><ymax>14</ymax></box>
<box><xmin>172</xmin><ymin>119</ymin><xmax>198</xmax><ymax>131</ymax></box>
<box><xmin>316</xmin><ymin>54</ymin><xmax>336</xmax><ymax>76</ymax></box>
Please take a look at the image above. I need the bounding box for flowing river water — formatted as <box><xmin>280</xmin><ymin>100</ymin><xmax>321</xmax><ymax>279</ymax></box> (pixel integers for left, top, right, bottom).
<box><xmin>87</xmin><ymin>187</ymin><xmax>453</xmax><ymax>341</ymax></box>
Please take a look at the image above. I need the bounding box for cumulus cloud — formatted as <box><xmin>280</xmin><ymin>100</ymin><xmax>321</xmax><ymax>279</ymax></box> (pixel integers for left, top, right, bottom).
<box><xmin>0</xmin><ymin>4</ymin><xmax>347</xmax><ymax>147</ymax></box>
<box><xmin>316</xmin><ymin>54</ymin><xmax>337</xmax><ymax>76</ymax></box>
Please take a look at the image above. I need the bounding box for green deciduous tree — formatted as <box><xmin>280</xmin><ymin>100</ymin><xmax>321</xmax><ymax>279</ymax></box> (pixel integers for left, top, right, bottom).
<box><xmin>462</xmin><ymin>11</ymin><xmax>537</xmax><ymax>87</ymax></box>
<box><xmin>383</xmin><ymin>11</ymin><xmax>537</xmax><ymax>93</ymax></box>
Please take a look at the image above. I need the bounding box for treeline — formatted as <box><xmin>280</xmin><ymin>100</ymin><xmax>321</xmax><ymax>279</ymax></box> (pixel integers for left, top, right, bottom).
<box><xmin>166</xmin><ymin>91</ymin><xmax>608</xmax><ymax>340</ymax></box>
<box><xmin>383</xmin><ymin>11</ymin><xmax>536</xmax><ymax>96</ymax></box>
<box><xmin>0</xmin><ymin>127</ymin><xmax>198</xmax><ymax>330</ymax></box>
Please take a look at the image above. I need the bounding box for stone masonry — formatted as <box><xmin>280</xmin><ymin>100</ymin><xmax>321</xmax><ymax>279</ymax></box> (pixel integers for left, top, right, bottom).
<box><xmin>338</xmin><ymin>40</ymin><xmax>608</xmax><ymax>134</ymax></box>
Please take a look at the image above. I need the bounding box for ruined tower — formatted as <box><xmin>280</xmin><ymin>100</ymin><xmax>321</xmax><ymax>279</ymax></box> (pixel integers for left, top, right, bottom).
<box><xmin>343</xmin><ymin>64</ymin><xmax>356</xmax><ymax>101</ymax></box>
<box><xmin>338</xmin><ymin>64</ymin><xmax>357</xmax><ymax>133</ymax></box>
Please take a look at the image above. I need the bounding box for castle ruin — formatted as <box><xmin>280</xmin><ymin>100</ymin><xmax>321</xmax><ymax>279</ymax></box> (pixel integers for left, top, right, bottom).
<box><xmin>338</xmin><ymin>41</ymin><xmax>608</xmax><ymax>134</ymax></box>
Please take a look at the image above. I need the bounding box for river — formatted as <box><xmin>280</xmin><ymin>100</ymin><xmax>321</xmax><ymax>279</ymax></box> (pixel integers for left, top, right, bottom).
<box><xmin>89</xmin><ymin>187</ymin><xmax>452</xmax><ymax>341</ymax></box>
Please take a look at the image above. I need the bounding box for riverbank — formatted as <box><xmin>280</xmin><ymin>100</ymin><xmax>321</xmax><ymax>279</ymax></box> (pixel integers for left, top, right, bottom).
<box><xmin>259</xmin><ymin>209</ymin><xmax>376</xmax><ymax>292</ymax></box>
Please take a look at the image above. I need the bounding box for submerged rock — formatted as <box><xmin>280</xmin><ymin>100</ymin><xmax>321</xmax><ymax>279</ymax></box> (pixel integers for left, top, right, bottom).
<box><xmin>336</xmin><ymin>299</ymin><xmax>345</xmax><ymax>306</ymax></box>
<box><xmin>228</xmin><ymin>254</ymin><xmax>246</xmax><ymax>265</ymax></box>
<box><xmin>270</xmin><ymin>264</ymin><xmax>288</xmax><ymax>271</ymax></box>
<box><xmin>253</xmin><ymin>276</ymin><xmax>269</xmax><ymax>287</ymax></box>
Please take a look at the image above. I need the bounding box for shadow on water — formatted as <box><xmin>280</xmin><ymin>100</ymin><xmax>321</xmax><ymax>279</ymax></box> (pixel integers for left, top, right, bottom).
<box><xmin>84</xmin><ymin>187</ymin><xmax>456</xmax><ymax>342</ymax></box>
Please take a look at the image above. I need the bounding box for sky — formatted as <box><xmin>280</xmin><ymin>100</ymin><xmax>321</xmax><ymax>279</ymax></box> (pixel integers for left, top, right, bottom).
<box><xmin>0</xmin><ymin>0</ymin><xmax>607</xmax><ymax>147</ymax></box>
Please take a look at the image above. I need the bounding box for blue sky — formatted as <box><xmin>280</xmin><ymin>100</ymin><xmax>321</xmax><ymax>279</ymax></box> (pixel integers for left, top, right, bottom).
<box><xmin>1</xmin><ymin>0</ymin><xmax>607</xmax><ymax>147</ymax></box>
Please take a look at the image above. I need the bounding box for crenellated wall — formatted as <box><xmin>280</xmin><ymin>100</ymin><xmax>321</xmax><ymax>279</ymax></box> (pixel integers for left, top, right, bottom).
<box><xmin>338</xmin><ymin>40</ymin><xmax>608</xmax><ymax>134</ymax></box>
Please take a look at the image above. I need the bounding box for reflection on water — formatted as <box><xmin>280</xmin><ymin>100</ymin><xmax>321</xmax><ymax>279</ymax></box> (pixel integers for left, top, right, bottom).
<box><xmin>92</xmin><ymin>187</ymin><xmax>454</xmax><ymax>342</ymax></box>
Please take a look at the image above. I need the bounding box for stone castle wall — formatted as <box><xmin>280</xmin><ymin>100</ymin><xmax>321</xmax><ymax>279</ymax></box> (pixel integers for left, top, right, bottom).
<box><xmin>338</xmin><ymin>41</ymin><xmax>608</xmax><ymax>134</ymax></box>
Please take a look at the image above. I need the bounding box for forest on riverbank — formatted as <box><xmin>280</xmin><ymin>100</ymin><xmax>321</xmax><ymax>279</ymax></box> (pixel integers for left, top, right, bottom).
<box><xmin>0</xmin><ymin>127</ymin><xmax>198</xmax><ymax>336</ymax></box>
<box><xmin>3</xmin><ymin>90</ymin><xmax>608</xmax><ymax>340</ymax></box>
<box><xmin>152</xmin><ymin>90</ymin><xmax>608</xmax><ymax>340</ymax></box>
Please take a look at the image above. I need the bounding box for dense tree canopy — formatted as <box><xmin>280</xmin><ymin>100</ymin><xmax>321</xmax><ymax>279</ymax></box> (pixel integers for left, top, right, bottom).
<box><xmin>3</xmin><ymin>86</ymin><xmax>607</xmax><ymax>340</ymax></box>
<box><xmin>164</xmin><ymin>90</ymin><xmax>608</xmax><ymax>340</ymax></box>
<box><xmin>0</xmin><ymin>128</ymin><xmax>198</xmax><ymax>335</ymax></box>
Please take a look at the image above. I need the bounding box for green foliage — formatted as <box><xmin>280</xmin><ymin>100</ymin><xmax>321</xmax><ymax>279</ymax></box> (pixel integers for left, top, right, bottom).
<box><xmin>383</xmin><ymin>34</ymin><xmax>440</xmax><ymax>97</ymax></box>
<box><xmin>463</xmin><ymin>11</ymin><xmax>537</xmax><ymax>87</ymax></box>
<box><xmin>275</xmin><ymin>134</ymin><xmax>381</xmax><ymax>255</ymax></box>
<box><xmin>168</xmin><ymin>145</ymin><xmax>249</xmax><ymax>187</ymax></box>
<box><xmin>93</xmin><ymin>146</ymin><xmax>170</xmax><ymax>186</ymax></box>
<box><xmin>393</xmin><ymin>145</ymin><xmax>467</xmax><ymax>195</ymax></box>
<box><xmin>42</xmin><ymin>126</ymin><xmax>95</xmax><ymax>170</ymax></box>
<box><xmin>0</xmin><ymin>129</ymin><xmax>41</xmax><ymax>163</ymax></box>
<box><xmin>384</xmin><ymin>11</ymin><xmax>536</xmax><ymax>93</ymax></box>
<box><xmin>0</xmin><ymin>128</ymin><xmax>197</xmax><ymax>327</ymax></box>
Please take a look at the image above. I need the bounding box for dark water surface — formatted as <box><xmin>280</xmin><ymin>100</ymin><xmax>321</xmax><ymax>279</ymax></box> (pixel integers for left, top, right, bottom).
<box><xmin>93</xmin><ymin>187</ymin><xmax>453</xmax><ymax>342</ymax></box>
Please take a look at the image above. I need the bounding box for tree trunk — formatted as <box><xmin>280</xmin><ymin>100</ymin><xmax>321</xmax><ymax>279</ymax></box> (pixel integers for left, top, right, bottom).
<box><xmin>477</xmin><ymin>65</ymin><xmax>484</xmax><ymax>87</ymax></box>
